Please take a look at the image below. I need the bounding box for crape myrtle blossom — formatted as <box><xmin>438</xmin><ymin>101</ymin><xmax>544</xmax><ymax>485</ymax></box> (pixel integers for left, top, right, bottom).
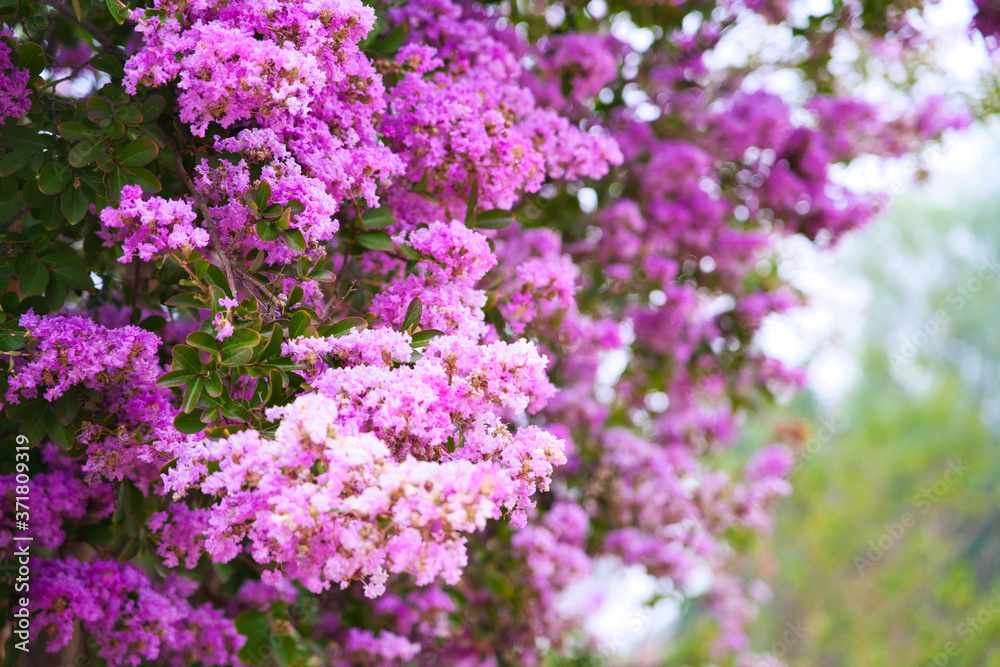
<box><xmin>0</xmin><ymin>0</ymin><xmax>985</xmax><ymax>664</ymax></box>
<box><xmin>154</xmin><ymin>391</ymin><xmax>565</xmax><ymax>597</ymax></box>
<box><xmin>4</xmin><ymin>312</ymin><xmax>182</xmax><ymax>485</ymax></box>
<box><xmin>31</xmin><ymin>558</ymin><xmax>243</xmax><ymax>666</ymax></box>
<box><xmin>0</xmin><ymin>30</ymin><xmax>30</xmax><ymax>124</ymax></box>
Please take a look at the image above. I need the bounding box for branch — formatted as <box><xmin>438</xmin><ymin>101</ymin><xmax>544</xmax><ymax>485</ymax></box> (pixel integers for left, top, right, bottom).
<box><xmin>164</xmin><ymin>133</ymin><xmax>239</xmax><ymax>298</ymax></box>
<box><xmin>47</xmin><ymin>0</ymin><xmax>126</xmax><ymax>64</ymax></box>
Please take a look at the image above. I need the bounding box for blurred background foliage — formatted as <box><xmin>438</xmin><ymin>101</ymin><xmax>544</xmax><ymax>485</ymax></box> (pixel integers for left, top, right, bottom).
<box><xmin>742</xmin><ymin>118</ymin><xmax>1000</xmax><ymax>666</ymax></box>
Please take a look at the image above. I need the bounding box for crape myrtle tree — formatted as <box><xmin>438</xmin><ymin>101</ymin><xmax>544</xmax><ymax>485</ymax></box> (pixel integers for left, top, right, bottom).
<box><xmin>0</xmin><ymin>0</ymin><xmax>988</xmax><ymax>665</ymax></box>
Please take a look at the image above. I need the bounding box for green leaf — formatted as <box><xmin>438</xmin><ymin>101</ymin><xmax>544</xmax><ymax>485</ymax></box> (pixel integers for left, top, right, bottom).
<box><xmin>0</xmin><ymin>149</ymin><xmax>35</xmax><ymax>177</ymax></box>
<box><xmin>47</xmin><ymin>257</ymin><xmax>93</xmax><ymax>288</ymax></box>
<box><xmin>136</xmin><ymin>315</ymin><xmax>165</xmax><ymax>332</ymax></box>
<box><xmin>186</xmin><ymin>330</ymin><xmax>219</xmax><ymax>355</ymax></box>
<box><xmin>319</xmin><ymin>317</ymin><xmax>368</xmax><ymax>338</ymax></box>
<box><xmin>260</xmin><ymin>323</ymin><xmax>283</xmax><ymax>359</ymax></box>
<box><xmin>116</xmin><ymin>105</ymin><xmax>142</xmax><ymax>126</ymax></box>
<box><xmin>103</xmin><ymin>120</ymin><xmax>125</xmax><ymax>140</ymax></box>
<box><xmin>53</xmin><ymin>386</ymin><xmax>80</xmax><ymax>425</ymax></box>
<box><xmin>38</xmin><ymin>162</ymin><xmax>73</xmax><ymax>195</ymax></box>
<box><xmin>256</xmin><ymin>219</ymin><xmax>279</xmax><ymax>242</ymax></box>
<box><xmin>402</xmin><ymin>297</ymin><xmax>423</xmax><ymax>332</ymax></box>
<box><xmin>181</xmin><ymin>376</ymin><xmax>204</xmax><ymax>413</ymax></box>
<box><xmin>86</xmin><ymin>98</ymin><xmax>114</xmax><ymax>124</ymax></box>
<box><xmin>18</xmin><ymin>42</ymin><xmax>45</xmax><ymax>78</ymax></box>
<box><xmin>288</xmin><ymin>310</ymin><xmax>310</xmax><ymax>339</ymax></box>
<box><xmin>164</xmin><ymin>292</ymin><xmax>205</xmax><ymax>309</ymax></box>
<box><xmin>278</xmin><ymin>227</ymin><xmax>306</xmax><ymax>253</ymax></box>
<box><xmin>221</xmin><ymin>329</ymin><xmax>261</xmax><ymax>366</ymax></box>
<box><xmin>117</xmin><ymin>138</ymin><xmax>158</xmax><ymax>167</ymax></box>
<box><xmin>0</xmin><ymin>175</ymin><xmax>17</xmax><ymax>202</ymax></box>
<box><xmin>90</xmin><ymin>54</ymin><xmax>125</xmax><ymax>79</ymax></box>
<box><xmin>286</xmin><ymin>284</ymin><xmax>304</xmax><ymax>309</ymax></box>
<box><xmin>156</xmin><ymin>370</ymin><xmax>192</xmax><ymax>388</ymax></box>
<box><xmin>255</xmin><ymin>180</ymin><xmax>271</xmax><ymax>209</ymax></box>
<box><xmin>174</xmin><ymin>409</ymin><xmax>205</xmax><ymax>434</ymax></box>
<box><xmin>362</xmin><ymin>207</ymin><xmax>397</xmax><ymax>229</ymax></box>
<box><xmin>464</xmin><ymin>176</ymin><xmax>479</xmax><ymax>226</ymax></box>
<box><xmin>58</xmin><ymin>121</ymin><xmax>100</xmax><ymax>141</ymax></box>
<box><xmin>475</xmin><ymin>209</ymin><xmax>515</xmax><ymax>229</ymax></box>
<box><xmin>139</xmin><ymin>95</ymin><xmax>166</xmax><ymax>121</ymax></box>
<box><xmin>203</xmin><ymin>371</ymin><xmax>223</xmax><ymax>398</ymax></box>
<box><xmin>356</xmin><ymin>230</ymin><xmax>393</xmax><ymax>251</ymax></box>
<box><xmin>124</xmin><ymin>167</ymin><xmax>161</xmax><ymax>194</ymax></box>
<box><xmin>172</xmin><ymin>344</ymin><xmax>203</xmax><ymax>373</ymax></box>
<box><xmin>69</xmin><ymin>139</ymin><xmax>103</xmax><ymax>168</ymax></box>
<box><xmin>236</xmin><ymin>611</ymin><xmax>269</xmax><ymax>663</ymax></box>
<box><xmin>109</xmin><ymin>167</ymin><xmax>127</xmax><ymax>200</ymax></box>
<box><xmin>19</xmin><ymin>263</ymin><xmax>49</xmax><ymax>296</ymax></box>
<box><xmin>410</xmin><ymin>329</ymin><xmax>444</xmax><ymax>348</ymax></box>
<box><xmin>105</xmin><ymin>0</ymin><xmax>130</xmax><ymax>24</ymax></box>
<box><xmin>61</xmin><ymin>187</ymin><xmax>90</xmax><ymax>224</ymax></box>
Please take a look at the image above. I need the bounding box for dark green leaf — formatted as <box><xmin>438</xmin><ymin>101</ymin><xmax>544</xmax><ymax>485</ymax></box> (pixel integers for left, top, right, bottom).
<box><xmin>172</xmin><ymin>344</ymin><xmax>203</xmax><ymax>373</ymax></box>
<box><xmin>402</xmin><ymin>297</ymin><xmax>423</xmax><ymax>332</ymax></box>
<box><xmin>0</xmin><ymin>149</ymin><xmax>35</xmax><ymax>177</ymax></box>
<box><xmin>116</xmin><ymin>105</ymin><xmax>142</xmax><ymax>126</ymax></box>
<box><xmin>187</xmin><ymin>330</ymin><xmax>219</xmax><ymax>355</ymax></box>
<box><xmin>138</xmin><ymin>315</ymin><xmax>167</xmax><ymax>331</ymax></box>
<box><xmin>86</xmin><ymin>98</ymin><xmax>114</xmax><ymax>124</ymax></box>
<box><xmin>288</xmin><ymin>310</ymin><xmax>310</xmax><ymax>339</ymax></box>
<box><xmin>61</xmin><ymin>187</ymin><xmax>90</xmax><ymax>224</ymax></box>
<box><xmin>90</xmin><ymin>54</ymin><xmax>124</xmax><ymax>79</ymax></box>
<box><xmin>19</xmin><ymin>262</ymin><xmax>48</xmax><ymax>296</ymax></box>
<box><xmin>118</xmin><ymin>138</ymin><xmax>158</xmax><ymax>167</ymax></box>
<box><xmin>164</xmin><ymin>292</ymin><xmax>204</xmax><ymax>309</ymax></box>
<box><xmin>475</xmin><ymin>209</ymin><xmax>515</xmax><ymax>229</ymax></box>
<box><xmin>256</xmin><ymin>219</ymin><xmax>279</xmax><ymax>242</ymax></box>
<box><xmin>69</xmin><ymin>139</ymin><xmax>103</xmax><ymax>168</ymax></box>
<box><xmin>321</xmin><ymin>316</ymin><xmax>368</xmax><ymax>337</ymax></box>
<box><xmin>203</xmin><ymin>371</ymin><xmax>223</xmax><ymax>398</ymax></box>
<box><xmin>362</xmin><ymin>207</ymin><xmax>396</xmax><ymax>229</ymax></box>
<box><xmin>139</xmin><ymin>95</ymin><xmax>166</xmax><ymax>121</ymax></box>
<box><xmin>181</xmin><ymin>376</ymin><xmax>203</xmax><ymax>413</ymax></box>
<box><xmin>124</xmin><ymin>166</ymin><xmax>161</xmax><ymax>194</ymax></box>
<box><xmin>109</xmin><ymin>167</ymin><xmax>127</xmax><ymax>200</ymax></box>
<box><xmin>221</xmin><ymin>329</ymin><xmax>261</xmax><ymax>366</ymax></box>
<box><xmin>410</xmin><ymin>329</ymin><xmax>444</xmax><ymax>347</ymax></box>
<box><xmin>18</xmin><ymin>42</ymin><xmax>45</xmax><ymax>78</ymax></box>
<box><xmin>58</xmin><ymin>121</ymin><xmax>100</xmax><ymax>141</ymax></box>
<box><xmin>260</xmin><ymin>323</ymin><xmax>283</xmax><ymax>359</ymax></box>
<box><xmin>38</xmin><ymin>162</ymin><xmax>72</xmax><ymax>195</ymax></box>
<box><xmin>44</xmin><ymin>278</ymin><xmax>67</xmax><ymax>311</ymax></box>
<box><xmin>356</xmin><ymin>230</ymin><xmax>393</xmax><ymax>251</ymax></box>
<box><xmin>174</xmin><ymin>410</ymin><xmax>205</xmax><ymax>434</ymax></box>
<box><xmin>255</xmin><ymin>180</ymin><xmax>271</xmax><ymax>209</ymax></box>
<box><xmin>105</xmin><ymin>0</ymin><xmax>130</xmax><ymax>24</ymax></box>
<box><xmin>278</xmin><ymin>227</ymin><xmax>306</xmax><ymax>253</ymax></box>
<box><xmin>157</xmin><ymin>370</ymin><xmax>192</xmax><ymax>388</ymax></box>
<box><xmin>103</xmin><ymin>120</ymin><xmax>125</xmax><ymax>140</ymax></box>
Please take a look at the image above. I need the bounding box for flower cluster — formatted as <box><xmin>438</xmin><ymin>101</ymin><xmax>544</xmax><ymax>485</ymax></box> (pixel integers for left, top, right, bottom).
<box><xmin>0</xmin><ymin>32</ymin><xmax>29</xmax><ymax>124</ymax></box>
<box><xmin>99</xmin><ymin>185</ymin><xmax>207</xmax><ymax>262</ymax></box>
<box><xmin>154</xmin><ymin>391</ymin><xmax>563</xmax><ymax>597</ymax></box>
<box><xmin>5</xmin><ymin>312</ymin><xmax>180</xmax><ymax>484</ymax></box>
<box><xmin>32</xmin><ymin>557</ymin><xmax>243</xmax><ymax>666</ymax></box>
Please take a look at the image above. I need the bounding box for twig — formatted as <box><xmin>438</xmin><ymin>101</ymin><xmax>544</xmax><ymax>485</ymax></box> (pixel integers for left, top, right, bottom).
<box><xmin>48</xmin><ymin>0</ymin><xmax>126</xmax><ymax>64</ymax></box>
<box><xmin>164</xmin><ymin>133</ymin><xmax>239</xmax><ymax>298</ymax></box>
<box><xmin>233</xmin><ymin>265</ymin><xmax>281</xmax><ymax>313</ymax></box>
